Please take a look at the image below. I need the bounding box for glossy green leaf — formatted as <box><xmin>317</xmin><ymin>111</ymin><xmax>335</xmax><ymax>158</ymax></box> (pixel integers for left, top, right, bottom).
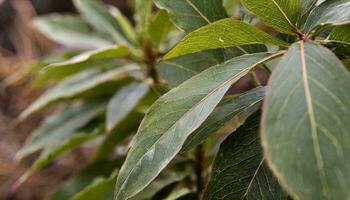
<box><xmin>164</xmin><ymin>19</ymin><xmax>288</xmax><ymax>59</ymax></box>
<box><xmin>204</xmin><ymin>113</ymin><xmax>287</xmax><ymax>200</ymax></box>
<box><xmin>46</xmin><ymin>45</ymin><xmax>129</xmax><ymax>69</ymax></box>
<box><xmin>70</xmin><ymin>170</ymin><xmax>118</xmax><ymax>200</ymax></box>
<box><xmin>73</xmin><ymin>0</ymin><xmax>133</xmax><ymax>45</ymax></box>
<box><xmin>303</xmin><ymin>0</ymin><xmax>350</xmax><ymax>34</ymax></box>
<box><xmin>20</xmin><ymin>65</ymin><xmax>141</xmax><ymax>118</ymax></box>
<box><xmin>182</xmin><ymin>87</ymin><xmax>265</xmax><ymax>152</ymax></box>
<box><xmin>33</xmin><ymin>14</ymin><xmax>112</xmax><ymax>49</ymax></box>
<box><xmin>114</xmin><ymin>52</ymin><xmax>283</xmax><ymax>200</ymax></box>
<box><xmin>50</xmin><ymin>158</ymin><xmax>124</xmax><ymax>200</ymax></box>
<box><xmin>21</xmin><ymin>126</ymin><xmax>102</xmax><ymax>183</ymax></box>
<box><xmin>262</xmin><ymin>42</ymin><xmax>350</xmax><ymax>199</ymax></box>
<box><xmin>154</xmin><ymin>0</ymin><xmax>227</xmax><ymax>33</ymax></box>
<box><xmin>241</xmin><ymin>0</ymin><xmax>301</xmax><ymax>35</ymax></box>
<box><xmin>16</xmin><ymin>102</ymin><xmax>106</xmax><ymax>160</ymax></box>
<box><xmin>107</xmin><ymin>82</ymin><xmax>149</xmax><ymax>132</ymax></box>
<box><xmin>130</xmin><ymin>171</ymin><xmax>189</xmax><ymax>200</ymax></box>
<box><xmin>148</xmin><ymin>10</ymin><xmax>173</xmax><ymax>48</ymax></box>
<box><xmin>327</xmin><ymin>24</ymin><xmax>350</xmax><ymax>45</ymax></box>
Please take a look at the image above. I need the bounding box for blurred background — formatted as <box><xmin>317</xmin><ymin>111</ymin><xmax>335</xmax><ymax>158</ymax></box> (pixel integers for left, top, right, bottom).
<box><xmin>0</xmin><ymin>0</ymin><xmax>131</xmax><ymax>199</ymax></box>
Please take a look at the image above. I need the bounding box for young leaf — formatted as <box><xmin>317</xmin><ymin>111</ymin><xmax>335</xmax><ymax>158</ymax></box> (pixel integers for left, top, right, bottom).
<box><xmin>134</xmin><ymin>0</ymin><xmax>153</xmax><ymax>35</ymax></box>
<box><xmin>107</xmin><ymin>82</ymin><xmax>149</xmax><ymax>132</ymax></box>
<box><xmin>303</xmin><ymin>0</ymin><xmax>350</xmax><ymax>34</ymax></box>
<box><xmin>182</xmin><ymin>87</ymin><xmax>265</xmax><ymax>152</ymax></box>
<box><xmin>20</xmin><ymin>65</ymin><xmax>141</xmax><ymax>119</ymax></box>
<box><xmin>15</xmin><ymin>101</ymin><xmax>106</xmax><ymax>160</ymax></box>
<box><xmin>154</xmin><ymin>0</ymin><xmax>227</xmax><ymax>33</ymax></box>
<box><xmin>33</xmin><ymin>14</ymin><xmax>112</xmax><ymax>49</ymax></box>
<box><xmin>262</xmin><ymin>42</ymin><xmax>350</xmax><ymax>199</ymax></box>
<box><xmin>204</xmin><ymin>113</ymin><xmax>287</xmax><ymax>200</ymax></box>
<box><xmin>73</xmin><ymin>0</ymin><xmax>133</xmax><ymax>45</ymax></box>
<box><xmin>46</xmin><ymin>45</ymin><xmax>129</xmax><ymax>69</ymax></box>
<box><xmin>241</xmin><ymin>0</ymin><xmax>301</xmax><ymax>35</ymax></box>
<box><xmin>327</xmin><ymin>24</ymin><xmax>350</xmax><ymax>45</ymax></box>
<box><xmin>147</xmin><ymin>10</ymin><xmax>173</xmax><ymax>48</ymax></box>
<box><xmin>164</xmin><ymin>19</ymin><xmax>288</xmax><ymax>59</ymax></box>
<box><xmin>114</xmin><ymin>52</ymin><xmax>283</xmax><ymax>200</ymax></box>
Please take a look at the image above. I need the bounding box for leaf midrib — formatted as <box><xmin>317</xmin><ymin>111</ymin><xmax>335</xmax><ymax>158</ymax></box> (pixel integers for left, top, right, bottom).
<box><xmin>186</xmin><ymin>0</ymin><xmax>212</xmax><ymax>24</ymax></box>
<box><xmin>269</xmin><ymin>0</ymin><xmax>296</xmax><ymax>29</ymax></box>
<box><xmin>299</xmin><ymin>41</ymin><xmax>329</xmax><ymax>197</ymax></box>
<box><xmin>116</xmin><ymin>52</ymin><xmax>284</xmax><ymax>199</ymax></box>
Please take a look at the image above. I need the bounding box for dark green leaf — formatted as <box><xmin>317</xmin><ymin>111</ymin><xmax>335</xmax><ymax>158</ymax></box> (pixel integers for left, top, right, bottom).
<box><xmin>262</xmin><ymin>42</ymin><xmax>350</xmax><ymax>199</ymax></box>
<box><xmin>164</xmin><ymin>19</ymin><xmax>288</xmax><ymax>59</ymax></box>
<box><xmin>154</xmin><ymin>0</ymin><xmax>227</xmax><ymax>33</ymax></box>
<box><xmin>157</xmin><ymin>45</ymin><xmax>267</xmax><ymax>88</ymax></box>
<box><xmin>16</xmin><ymin>101</ymin><xmax>106</xmax><ymax>160</ymax></box>
<box><xmin>114</xmin><ymin>52</ymin><xmax>283</xmax><ymax>200</ymax></box>
<box><xmin>303</xmin><ymin>0</ymin><xmax>350</xmax><ymax>34</ymax></box>
<box><xmin>73</xmin><ymin>0</ymin><xmax>133</xmax><ymax>45</ymax></box>
<box><xmin>241</xmin><ymin>0</ymin><xmax>301</xmax><ymax>35</ymax></box>
<box><xmin>33</xmin><ymin>14</ymin><xmax>112</xmax><ymax>49</ymax></box>
<box><xmin>182</xmin><ymin>87</ymin><xmax>265</xmax><ymax>152</ymax></box>
<box><xmin>204</xmin><ymin>113</ymin><xmax>287</xmax><ymax>200</ymax></box>
<box><xmin>107</xmin><ymin>82</ymin><xmax>149</xmax><ymax>132</ymax></box>
<box><xmin>301</xmin><ymin>0</ymin><xmax>317</xmax><ymax>17</ymax></box>
<box><xmin>20</xmin><ymin>65</ymin><xmax>141</xmax><ymax>118</ymax></box>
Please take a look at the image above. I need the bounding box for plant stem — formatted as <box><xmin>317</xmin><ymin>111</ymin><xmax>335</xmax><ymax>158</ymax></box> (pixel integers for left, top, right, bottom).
<box><xmin>195</xmin><ymin>144</ymin><xmax>204</xmax><ymax>199</ymax></box>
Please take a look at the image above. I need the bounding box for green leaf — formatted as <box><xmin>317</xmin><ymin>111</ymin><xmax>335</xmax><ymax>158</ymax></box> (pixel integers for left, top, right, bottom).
<box><xmin>182</xmin><ymin>87</ymin><xmax>265</xmax><ymax>152</ymax></box>
<box><xmin>46</xmin><ymin>45</ymin><xmax>129</xmax><ymax>69</ymax></box>
<box><xmin>49</xmin><ymin>158</ymin><xmax>124</xmax><ymax>200</ymax></box>
<box><xmin>130</xmin><ymin>171</ymin><xmax>189</xmax><ymax>200</ymax></box>
<box><xmin>241</xmin><ymin>0</ymin><xmax>301</xmax><ymax>35</ymax></box>
<box><xmin>303</xmin><ymin>0</ymin><xmax>350</xmax><ymax>34</ymax></box>
<box><xmin>261</xmin><ymin>42</ymin><xmax>350</xmax><ymax>199</ymax></box>
<box><xmin>94</xmin><ymin>111</ymin><xmax>144</xmax><ymax>161</ymax></box>
<box><xmin>109</xmin><ymin>6</ymin><xmax>137</xmax><ymax>44</ymax></box>
<box><xmin>223</xmin><ymin>0</ymin><xmax>240</xmax><ymax>15</ymax></box>
<box><xmin>147</xmin><ymin>10</ymin><xmax>173</xmax><ymax>48</ymax></box>
<box><xmin>15</xmin><ymin>101</ymin><xmax>106</xmax><ymax>160</ymax></box>
<box><xmin>73</xmin><ymin>0</ymin><xmax>133</xmax><ymax>45</ymax></box>
<box><xmin>70</xmin><ymin>170</ymin><xmax>118</xmax><ymax>200</ymax></box>
<box><xmin>164</xmin><ymin>187</ymin><xmax>192</xmax><ymax>200</ymax></box>
<box><xmin>154</xmin><ymin>0</ymin><xmax>227</xmax><ymax>33</ymax></box>
<box><xmin>204</xmin><ymin>113</ymin><xmax>287</xmax><ymax>200</ymax></box>
<box><xmin>114</xmin><ymin>52</ymin><xmax>283</xmax><ymax>200</ymax></box>
<box><xmin>33</xmin><ymin>14</ymin><xmax>112</xmax><ymax>49</ymax></box>
<box><xmin>20</xmin><ymin>126</ymin><xmax>102</xmax><ymax>183</ymax></box>
<box><xmin>158</xmin><ymin>45</ymin><xmax>268</xmax><ymax>88</ymax></box>
<box><xmin>157</xmin><ymin>49</ymin><xmax>223</xmax><ymax>88</ymax></box>
<box><xmin>327</xmin><ymin>24</ymin><xmax>350</xmax><ymax>45</ymax></box>
<box><xmin>20</xmin><ymin>65</ymin><xmax>141</xmax><ymax>118</ymax></box>
<box><xmin>134</xmin><ymin>0</ymin><xmax>153</xmax><ymax>35</ymax></box>
<box><xmin>301</xmin><ymin>0</ymin><xmax>317</xmax><ymax>16</ymax></box>
<box><xmin>164</xmin><ymin>19</ymin><xmax>288</xmax><ymax>59</ymax></box>
<box><xmin>107</xmin><ymin>82</ymin><xmax>149</xmax><ymax>132</ymax></box>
